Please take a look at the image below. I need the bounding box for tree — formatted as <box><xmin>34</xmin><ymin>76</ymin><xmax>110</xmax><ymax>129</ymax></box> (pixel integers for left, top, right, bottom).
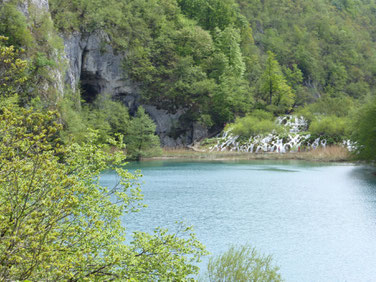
<box><xmin>125</xmin><ymin>107</ymin><xmax>161</xmax><ymax>160</ymax></box>
<box><xmin>83</xmin><ymin>94</ymin><xmax>131</xmax><ymax>144</ymax></box>
<box><xmin>259</xmin><ymin>51</ymin><xmax>295</xmax><ymax>114</ymax></box>
<box><xmin>352</xmin><ymin>96</ymin><xmax>376</xmax><ymax>161</ymax></box>
<box><xmin>0</xmin><ymin>36</ymin><xmax>28</xmax><ymax>99</ymax></box>
<box><xmin>0</xmin><ymin>105</ymin><xmax>206</xmax><ymax>280</ymax></box>
<box><xmin>206</xmin><ymin>245</ymin><xmax>282</xmax><ymax>281</ymax></box>
<box><xmin>215</xmin><ymin>26</ymin><xmax>246</xmax><ymax>77</ymax></box>
<box><xmin>0</xmin><ymin>3</ymin><xmax>33</xmax><ymax>47</ymax></box>
<box><xmin>177</xmin><ymin>0</ymin><xmax>238</xmax><ymax>31</ymax></box>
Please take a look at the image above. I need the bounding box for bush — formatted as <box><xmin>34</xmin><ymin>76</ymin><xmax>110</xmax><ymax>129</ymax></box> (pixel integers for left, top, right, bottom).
<box><xmin>60</xmin><ymin>93</ymin><xmax>161</xmax><ymax>159</ymax></box>
<box><xmin>351</xmin><ymin>96</ymin><xmax>376</xmax><ymax>161</ymax></box>
<box><xmin>226</xmin><ymin>110</ymin><xmax>282</xmax><ymax>138</ymax></box>
<box><xmin>206</xmin><ymin>245</ymin><xmax>282</xmax><ymax>282</ymax></box>
<box><xmin>309</xmin><ymin>115</ymin><xmax>349</xmax><ymax>140</ymax></box>
<box><xmin>296</xmin><ymin>95</ymin><xmax>355</xmax><ymax>124</ymax></box>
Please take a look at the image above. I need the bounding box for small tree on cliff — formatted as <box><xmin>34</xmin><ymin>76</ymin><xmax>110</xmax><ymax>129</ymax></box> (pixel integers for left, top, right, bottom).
<box><xmin>125</xmin><ymin>106</ymin><xmax>161</xmax><ymax>160</ymax></box>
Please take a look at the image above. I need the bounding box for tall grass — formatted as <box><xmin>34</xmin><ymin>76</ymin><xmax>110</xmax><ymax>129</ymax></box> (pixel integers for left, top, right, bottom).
<box><xmin>302</xmin><ymin>146</ymin><xmax>351</xmax><ymax>162</ymax></box>
<box><xmin>154</xmin><ymin>146</ymin><xmax>352</xmax><ymax>162</ymax></box>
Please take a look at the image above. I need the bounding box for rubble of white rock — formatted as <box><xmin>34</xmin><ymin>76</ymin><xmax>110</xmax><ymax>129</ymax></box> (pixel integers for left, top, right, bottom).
<box><xmin>210</xmin><ymin>115</ymin><xmax>354</xmax><ymax>153</ymax></box>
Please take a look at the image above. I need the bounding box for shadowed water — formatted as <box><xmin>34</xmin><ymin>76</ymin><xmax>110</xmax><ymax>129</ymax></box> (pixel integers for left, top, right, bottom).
<box><xmin>100</xmin><ymin>160</ymin><xmax>376</xmax><ymax>281</ymax></box>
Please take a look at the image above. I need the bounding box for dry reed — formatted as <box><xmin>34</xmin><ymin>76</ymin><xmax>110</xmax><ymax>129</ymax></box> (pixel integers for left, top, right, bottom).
<box><xmin>149</xmin><ymin>145</ymin><xmax>352</xmax><ymax>162</ymax></box>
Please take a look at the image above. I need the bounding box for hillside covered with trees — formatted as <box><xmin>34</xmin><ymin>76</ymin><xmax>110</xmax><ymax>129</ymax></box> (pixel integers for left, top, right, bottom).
<box><xmin>0</xmin><ymin>0</ymin><xmax>376</xmax><ymax>158</ymax></box>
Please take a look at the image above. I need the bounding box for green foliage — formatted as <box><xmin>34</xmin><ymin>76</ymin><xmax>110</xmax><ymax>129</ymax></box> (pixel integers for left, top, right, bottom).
<box><xmin>215</xmin><ymin>26</ymin><xmax>246</xmax><ymax>77</ymax></box>
<box><xmin>296</xmin><ymin>95</ymin><xmax>355</xmax><ymax>125</ymax></box>
<box><xmin>125</xmin><ymin>107</ymin><xmax>162</xmax><ymax>160</ymax></box>
<box><xmin>352</xmin><ymin>96</ymin><xmax>376</xmax><ymax>161</ymax></box>
<box><xmin>211</xmin><ymin>26</ymin><xmax>253</xmax><ymax>123</ymax></box>
<box><xmin>226</xmin><ymin>110</ymin><xmax>281</xmax><ymax>138</ymax></box>
<box><xmin>0</xmin><ymin>36</ymin><xmax>28</xmax><ymax>98</ymax></box>
<box><xmin>49</xmin><ymin>0</ymin><xmax>255</xmax><ymax>128</ymax></box>
<box><xmin>6</xmin><ymin>0</ymin><xmax>376</xmax><ymax>143</ymax></box>
<box><xmin>0</xmin><ymin>1</ymin><xmax>65</xmax><ymax>106</ymax></box>
<box><xmin>309</xmin><ymin>115</ymin><xmax>349</xmax><ymax>140</ymax></box>
<box><xmin>259</xmin><ymin>51</ymin><xmax>295</xmax><ymax>114</ymax></box>
<box><xmin>178</xmin><ymin>0</ymin><xmax>240</xmax><ymax>31</ymax></box>
<box><xmin>59</xmin><ymin>93</ymin><xmax>161</xmax><ymax>159</ymax></box>
<box><xmin>0</xmin><ymin>104</ymin><xmax>206</xmax><ymax>280</ymax></box>
<box><xmin>239</xmin><ymin>0</ymin><xmax>376</xmax><ymax>101</ymax></box>
<box><xmin>49</xmin><ymin>0</ymin><xmax>125</xmax><ymax>33</ymax></box>
<box><xmin>57</xmin><ymin>89</ymin><xmax>88</xmax><ymax>143</ymax></box>
<box><xmin>0</xmin><ymin>3</ymin><xmax>33</xmax><ymax>47</ymax></box>
<box><xmin>84</xmin><ymin>95</ymin><xmax>130</xmax><ymax>144</ymax></box>
<box><xmin>206</xmin><ymin>245</ymin><xmax>282</xmax><ymax>282</ymax></box>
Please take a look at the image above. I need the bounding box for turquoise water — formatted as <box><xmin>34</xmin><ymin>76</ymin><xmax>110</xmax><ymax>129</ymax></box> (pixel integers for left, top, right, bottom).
<box><xmin>101</xmin><ymin>160</ymin><xmax>376</xmax><ymax>281</ymax></box>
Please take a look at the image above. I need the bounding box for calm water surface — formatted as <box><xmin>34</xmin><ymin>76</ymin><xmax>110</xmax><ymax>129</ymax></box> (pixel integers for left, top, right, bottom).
<box><xmin>101</xmin><ymin>160</ymin><xmax>376</xmax><ymax>281</ymax></box>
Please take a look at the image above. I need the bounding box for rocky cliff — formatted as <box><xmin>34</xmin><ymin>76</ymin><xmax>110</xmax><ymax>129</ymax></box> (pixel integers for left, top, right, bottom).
<box><xmin>63</xmin><ymin>31</ymin><xmax>207</xmax><ymax>146</ymax></box>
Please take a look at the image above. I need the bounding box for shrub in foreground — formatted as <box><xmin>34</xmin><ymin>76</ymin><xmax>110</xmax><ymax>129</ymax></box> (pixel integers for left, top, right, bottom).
<box><xmin>0</xmin><ymin>105</ymin><xmax>206</xmax><ymax>281</ymax></box>
<box><xmin>206</xmin><ymin>245</ymin><xmax>282</xmax><ymax>282</ymax></box>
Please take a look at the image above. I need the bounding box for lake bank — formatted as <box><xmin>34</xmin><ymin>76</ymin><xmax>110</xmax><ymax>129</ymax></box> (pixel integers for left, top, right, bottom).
<box><xmin>146</xmin><ymin>146</ymin><xmax>353</xmax><ymax>163</ymax></box>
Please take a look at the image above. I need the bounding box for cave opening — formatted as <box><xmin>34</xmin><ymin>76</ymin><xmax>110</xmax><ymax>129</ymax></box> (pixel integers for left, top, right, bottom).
<box><xmin>80</xmin><ymin>70</ymin><xmax>102</xmax><ymax>103</ymax></box>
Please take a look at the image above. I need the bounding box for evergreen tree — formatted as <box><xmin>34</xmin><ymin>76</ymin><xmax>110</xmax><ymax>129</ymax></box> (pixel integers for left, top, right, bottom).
<box><xmin>259</xmin><ymin>51</ymin><xmax>295</xmax><ymax>114</ymax></box>
<box><xmin>215</xmin><ymin>26</ymin><xmax>246</xmax><ymax>77</ymax></box>
<box><xmin>125</xmin><ymin>107</ymin><xmax>161</xmax><ymax>160</ymax></box>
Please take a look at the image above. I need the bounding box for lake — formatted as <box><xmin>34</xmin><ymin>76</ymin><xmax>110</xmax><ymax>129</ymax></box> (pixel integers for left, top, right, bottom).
<box><xmin>101</xmin><ymin>160</ymin><xmax>376</xmax><ymax>281</ymax></box>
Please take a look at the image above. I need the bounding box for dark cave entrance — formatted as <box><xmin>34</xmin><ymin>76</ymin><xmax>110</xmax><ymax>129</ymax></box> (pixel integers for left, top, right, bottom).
<box><xmin>80</xmin><ymin>70</ymin><xmax>102</xmax><ymax>103</ymax></box>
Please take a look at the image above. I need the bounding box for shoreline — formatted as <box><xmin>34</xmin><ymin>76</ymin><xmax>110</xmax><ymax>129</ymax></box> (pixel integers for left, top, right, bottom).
<box><xmin>144</xmin><ymin>146</ymin><xmax>354</xmax><ymax>163</ymax></box>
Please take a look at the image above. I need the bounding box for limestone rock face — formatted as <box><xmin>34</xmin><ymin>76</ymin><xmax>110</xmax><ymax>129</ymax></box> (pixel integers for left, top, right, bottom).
<box><xmin>142</xmin><ymin>106</ymin><xmax>189</xmax><ymax>147</ymax></box>
<box><xmin>64</xmin><ymin>31</ymin><xmax>137</xmax><ymax>100</ymax></box>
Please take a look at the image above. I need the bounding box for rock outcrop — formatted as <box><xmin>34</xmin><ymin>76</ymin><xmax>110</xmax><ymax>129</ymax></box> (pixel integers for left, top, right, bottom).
<box><xmin>63</xmin><ymin>31</ymin><xmax>208</xmax><ymax>146</ymax></box>
<box><xmin>2</xmin><ymin>0</ymin><xmax>49</xmax><ymax>16</ymax></box>
<box><xmin>64</xmin><ymin>31</ymin><xmax>137</xmax><ymax>102</ymax></box>
<box><xmin>18</xmin><ymin>0</ymin><xmax>49</xmax><ymax>16</ymax></box>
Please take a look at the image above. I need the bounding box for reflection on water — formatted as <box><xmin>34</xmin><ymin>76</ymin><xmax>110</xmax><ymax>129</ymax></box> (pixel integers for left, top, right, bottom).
<box><xmin>101</xmin><ymin>160</ymin><xmax>376</xmax><ymax>281</ymax></box>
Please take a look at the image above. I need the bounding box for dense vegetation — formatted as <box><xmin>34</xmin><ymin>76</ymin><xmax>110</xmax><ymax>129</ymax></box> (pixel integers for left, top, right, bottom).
<box><xmin>2</xmin><ymin>0</ymin><xmax>376</xmax><ymax>279</ymax></box>
<box><xmin>1</xmin><ymin>0</ymin><xmax>376</xmax><ymax>159</ymax></box>
<box><xmin>48</xmin><ymin>0</ymin><xmax>376</xmax><ymax>158</ymax></box>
